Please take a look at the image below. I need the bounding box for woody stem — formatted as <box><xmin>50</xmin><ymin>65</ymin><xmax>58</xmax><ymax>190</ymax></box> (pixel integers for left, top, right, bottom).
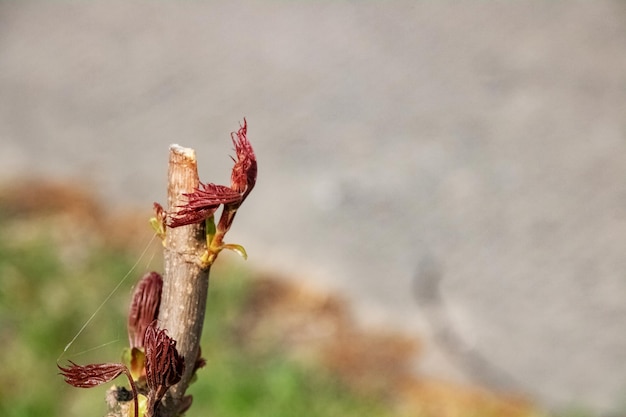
<box><xmin>157</xmin><ymin>145</ymin><xmax>210</xmax><ymax>417</ymax></box>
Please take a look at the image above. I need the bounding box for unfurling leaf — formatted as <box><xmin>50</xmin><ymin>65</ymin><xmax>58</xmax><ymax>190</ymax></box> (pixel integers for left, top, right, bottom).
<box><xmin>150</xmin><ymin>203</ymin><xmax>167</xmax><ymax>242</ymax></box>
<box><xmin>167</xmin><ymin>183</ymin><xmax>240</xmax><ymax>228</ymax></box>
<box><xmin>58</xmin><ymin>361</ymin><xmax>127</xmax><ymax>388</ymax></box>
<box><xmin>230</xmin><ymin>118</ymin><xmax>257</xmax><ymax>200</ymax></box>
<box><xmin>144</xmin><ymin>321</ymin><xmax>185</xmax><ymax>417</ymax></box>
<box><xmin>58</xmin><ymin>361</ymin><xmax>139</xmax><ymax>417</ymax></box>
<box><xmin>128</xmin><ymin>272</ymin><xmax>163</xmax><ymax>349</ymax></box>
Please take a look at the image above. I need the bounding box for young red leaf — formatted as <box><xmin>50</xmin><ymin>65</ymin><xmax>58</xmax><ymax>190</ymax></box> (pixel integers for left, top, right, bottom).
<box><xmin>58</xmin><ymin>361</ymin><xmax>127</xmax><ymax>388</ymax></box>
<box><xmin>168</xmin><ymin>183</ymin><xmax>241</xmax><ymax>228</ymax></box>
<box><xmin>213</xmin><ymin>119</ymin><xmax>258</xmax><ymax>238</ymax></box>
<box><xmin>166</xmin><ymin>119</ymin><xmax>257</xmax><ymax>230</ymax></box>
<box><xmin>128</xmin><ymin>271</ymin><xmax>163</xmax><ymax>349</ymax></box>
<box><xmin>58</xmin><ymin>361</ymin><xmax>139</xmax><ymax>417</ymax></box>
<box><xmin>230</xmin><ymin>118</ymin><xmax>257</xmax><ymax>200</ymax></box>
<box><xmin>144</xmin><ymin>322</ymin><xmax>185</xmax><ymax>417</ymax></box>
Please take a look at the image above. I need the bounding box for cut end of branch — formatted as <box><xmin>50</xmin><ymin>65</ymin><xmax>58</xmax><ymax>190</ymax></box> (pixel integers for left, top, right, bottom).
<box><xmin>167</xmin><ymin>145</ymin><xmax>201</xmax><ymax>214</ymax></box>
<box><xmin>169</xmin><ymin>144</ymin><xmax>197</xmax><ymax>161</ymax></box>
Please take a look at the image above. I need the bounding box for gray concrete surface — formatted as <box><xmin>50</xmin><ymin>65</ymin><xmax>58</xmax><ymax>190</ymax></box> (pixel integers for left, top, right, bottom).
<box><xmin>2</xmin><ymin>2</ymin><xmax>626</xmax><ymax>414</ymax></box>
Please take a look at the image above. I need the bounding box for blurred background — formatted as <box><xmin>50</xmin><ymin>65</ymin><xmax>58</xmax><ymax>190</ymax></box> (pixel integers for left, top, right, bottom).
<box><xmin>1</xmin><ymin>1</ymin><xmax>626</xmax><ymax>416</ymax></box>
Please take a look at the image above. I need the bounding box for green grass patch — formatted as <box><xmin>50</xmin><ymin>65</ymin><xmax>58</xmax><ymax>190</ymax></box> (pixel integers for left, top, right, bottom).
<box><xmin>192</xmin><ymin>268</ymin><xmax>392</xmax><ymax>417</ymax></box>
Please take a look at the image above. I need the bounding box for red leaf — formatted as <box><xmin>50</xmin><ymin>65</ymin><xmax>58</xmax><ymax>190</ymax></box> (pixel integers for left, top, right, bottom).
<box><xmin>230</xmin><ymin>118</ymin><xmax>257</xmax><ymax>199</ymax></box>
<box><xmin>168</xmin><ymin>183</ymin><xmax>241</xmax><ymax>228</ymax></box>
<box><xmin>144</xmin><ymin>322</ymin><xmax>185</xmax><ymax>415</ymax></box>
<box><xmin>128</xmin><ymin>272</ymin><xmax>163</xmax><ymax>349</ymax></box>
<box><xmin>57</xmin><ymin>361</ymin><xmax>127</xmax><ymax>388</ymax></box>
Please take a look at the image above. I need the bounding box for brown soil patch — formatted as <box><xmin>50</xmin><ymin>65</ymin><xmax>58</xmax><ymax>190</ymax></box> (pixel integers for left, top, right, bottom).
<box><xmin>0</xmin><ymin>180</ymin><xmax>157</xmax><ymax>251</ymax></box>
<box><xmin>237</xmin><ymin>275</ymin><xmax>535</xmax><ymax>417</ymax></box>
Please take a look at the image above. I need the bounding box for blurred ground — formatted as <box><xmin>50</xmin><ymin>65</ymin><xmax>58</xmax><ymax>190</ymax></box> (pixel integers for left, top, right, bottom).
<box><xmin>238</xmin><ymin>275</ymin><xmax>533</xmax><ymax>417</ymax></box>
<box><xmin>1</xmin><ymin>1</ymin><xmax>626</xmax><ymax>414</ymax></box>
<box><xmin>0</xmin><ymin>181</ymin><xmax>535</xmax><ymax>417</ymax></box>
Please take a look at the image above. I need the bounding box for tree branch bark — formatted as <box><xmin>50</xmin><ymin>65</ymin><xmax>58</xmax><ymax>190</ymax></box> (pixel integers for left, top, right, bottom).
<box><xmin>157</xmin><ymin>144</ymin><xmax>209</xmax><ymax>417</ymax></box>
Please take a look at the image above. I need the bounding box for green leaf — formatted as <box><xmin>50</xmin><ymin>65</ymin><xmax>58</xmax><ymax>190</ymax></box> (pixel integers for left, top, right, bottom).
<box><xmin>205</xmin><ymin>215</ymin><xmax>216</xmax><ymax>245</ymax></box>
<box><xmin>222</xmin><ymin>244</ymin><xmax>248</xmax><ymax>260</ymax></box>
<box><xmin>149</xmin><ymin>217</ymin><xmax>165</xmax><ymax>241</ymax></box>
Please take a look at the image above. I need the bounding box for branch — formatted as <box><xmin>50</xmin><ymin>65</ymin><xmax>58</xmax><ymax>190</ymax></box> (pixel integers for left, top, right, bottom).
<box><xmin>65</xmin><ymin>122</ymin><xmax>255</xmax><ymax>417</ymax></box>
<box><xmin>157</xmin><ymin>145</ymin><xmax>209</xmax><ymax>417</ymax></box>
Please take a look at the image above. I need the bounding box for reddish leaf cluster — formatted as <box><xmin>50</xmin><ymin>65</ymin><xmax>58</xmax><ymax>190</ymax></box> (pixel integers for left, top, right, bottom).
<box><xmin>58</xmin><ymin>272</ymin><xmax>187</xmax><ymax>417</ymax></box>
<box><xmin>166</xmin><ymin>119</ymin><xmax>257</xmax><ymax>229</ymax></box>
<box><xmin>58</xmin><ymin>321</ymin><xmax>184</xmax><ymax>417</ymax></box>
<box><xmin>167</xmin><ymin>183</ymin><xmax>240</xmax><ymax>228</ymax></box>
<box><xmin>144</xmin><ymin>322</ymin><xmax>185</xmax><ymax>416</ymax></box>
<box><xmin>230</xmin><ymin>119</ymin><xmax>257</xmax><ymax>199</ymax></box>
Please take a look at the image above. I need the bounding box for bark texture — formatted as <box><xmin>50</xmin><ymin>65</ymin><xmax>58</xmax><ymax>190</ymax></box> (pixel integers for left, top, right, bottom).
<box><xmin>157</xmin><ymin>145</ymin><xmax>209</xmax><ymax>417</ymax></box>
